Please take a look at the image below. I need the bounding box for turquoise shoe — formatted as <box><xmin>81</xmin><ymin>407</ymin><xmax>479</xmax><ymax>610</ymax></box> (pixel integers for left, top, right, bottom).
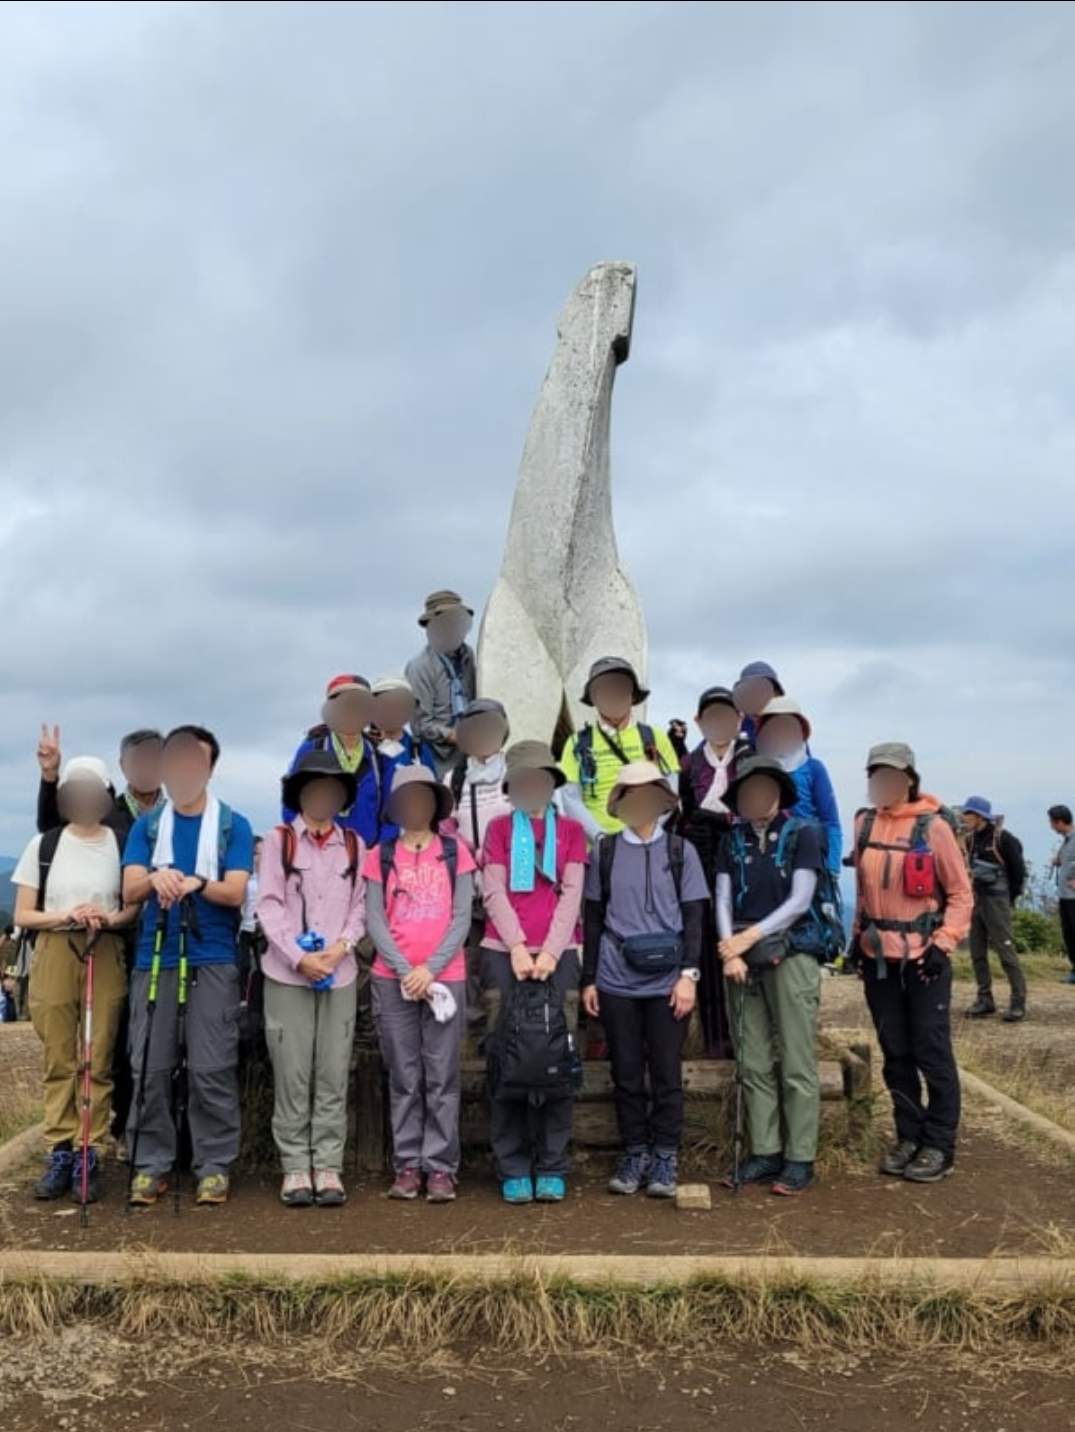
<box><xmin>535</xmin><ymin>1176</ymin><xmax>566</xmax><ymax>1202</ymax></box>
<box><xmin>502</xmin><ymin>1177</ymin><xmax>534</xmax><ymax>1204</ymax></box>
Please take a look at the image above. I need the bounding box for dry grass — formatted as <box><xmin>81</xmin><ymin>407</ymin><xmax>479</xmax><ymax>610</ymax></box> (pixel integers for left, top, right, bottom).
<box><xmin>2</xmin><ymin>1268</ymin><xmax>1075</xmax><ymax>1363</ymax></box>
<box><xmin>0</xmin><ymin>1026</ymin><xmax>43</xmax><ymax>1143</ymax></box>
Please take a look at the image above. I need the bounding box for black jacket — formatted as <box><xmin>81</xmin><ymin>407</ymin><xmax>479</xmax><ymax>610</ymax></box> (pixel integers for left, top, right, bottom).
<box><xmin>968</xmin><ymin>822</ymin><xmax>1026</xmax><ymax>903</ymax></box>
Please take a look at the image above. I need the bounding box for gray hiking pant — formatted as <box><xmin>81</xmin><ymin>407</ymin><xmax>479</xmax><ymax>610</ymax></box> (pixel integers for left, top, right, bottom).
<box><xmin>969</xmin><ymin>896</ymin><xmax>1026</xmax><ymax>1004</ymax></box>
<box><xmin>127</xmin><ymin>964</ymin><xmax>241</xmax><ymax>1180</ymax></box>
<box><xmin>263</xmin><ymin>977</ymin><xmax>358</xmax><ymax>1173</ymax></box>
<box><xmin>370</xmin><ymin>975</ymin><xmax>465</xmax><ymax>1176</ymax></box>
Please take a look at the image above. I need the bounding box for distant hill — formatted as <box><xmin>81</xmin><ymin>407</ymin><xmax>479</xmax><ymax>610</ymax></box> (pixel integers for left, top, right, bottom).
<box><xmin>0</xmin><ymin>857</ymin><xmax>17</xmax><ymax>927</ymax></box>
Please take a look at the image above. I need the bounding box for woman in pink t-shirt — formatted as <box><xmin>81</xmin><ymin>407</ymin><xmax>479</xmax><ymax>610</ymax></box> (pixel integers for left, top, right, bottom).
<box><xmin>363</xmin><ymin>766</ymin><xmax>475</xmax><ymax>1203</ymax></box>
<box><xmin>481</xmin><ymin>741</ymin><xmax>587</xmax><ymax>1205</ymax></box>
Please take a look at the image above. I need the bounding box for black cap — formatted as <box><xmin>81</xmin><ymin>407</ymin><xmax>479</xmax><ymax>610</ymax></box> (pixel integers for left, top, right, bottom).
<box><xmin>696</xmin><ymin>685</ymin><xmax>737</xmax><ymax>717</ymax></box>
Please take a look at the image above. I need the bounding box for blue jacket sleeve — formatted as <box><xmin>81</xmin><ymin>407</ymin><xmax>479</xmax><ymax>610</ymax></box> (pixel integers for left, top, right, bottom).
<box><xmin>809</xmin><ymin>759</ymin><xmax>842</xmax><ymax>871</ymax></box>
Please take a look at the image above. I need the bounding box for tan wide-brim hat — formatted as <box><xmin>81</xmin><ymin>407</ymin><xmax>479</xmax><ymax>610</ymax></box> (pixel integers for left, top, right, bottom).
<box><xmin>606</xmin><ymin>760</ymin><xmax>678</xmax><ymax>818</ymax></box>
<box><xmin>503</xmin><ymin>740</ymin><xmax>566</xmax><ymax>792</ymax></box>
<box><xmin>418</xmin><ymin>589</ymin><xmax>474</xmax><ymax>628</ymax></box>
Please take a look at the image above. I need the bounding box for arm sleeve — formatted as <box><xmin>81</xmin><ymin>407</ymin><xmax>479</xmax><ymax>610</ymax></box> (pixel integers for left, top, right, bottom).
<box><xmin>582</xmin><ymin>899</ymin><xmax>604</xmax><ymax>986</ymax></box>
<box><xmin>482</xmin><ymin>858</ymin><xmax>527</xmax><ymax>951</ymax></box>
<box><xmin>810</xmin><ymin>762</ymin><xmax>843</xmax><ymax>871</ymax></box>
<box><xmin>754</xmin><ymin>868</ymin><xmax>818</xmax><ymax>938</ymax></box>
<box><xmin>405</xmin><ymin>655</ymin><xmax>454</xmax><ymax>748</ymax></box>
<box><xmin>540</xmin><ymin>862</ymin><xmax>586</xmax><ymax>959</ymax></box>
<box><xmin>681</xmin><ymin>898</ymin><xmax>707</xmax><ymax>968</ymax></box>
<box><xmin>560</xmin><ymin>783</ymin><xmax>605</xmax><ymax>843</ymax></box>
<box><xmin>363</xmin><ymin>879</ymin><xmax>413</xmax><ymax>980</ymax></box>
<box><xmin>1002</xmin><ymin>832</ymin><xmax>1026</xmax><ymax>901</ymax></box>
<box><xmin>426</xmin><ymin>871</ymin><xmax>475</xmax><ymax>977</ymax></box>
<box><xmin>932</xmin><ymin>823</ymin><xmax>974</xmax><ymax>951</ymax></box>
<box><xmin>254</xmin><ymin>831</ymin><xmax>304</xmax><ymax>970</ymax></box>
<box><xmin>37</xmin><ymin>779</ymin><xmax>61</xmax><ymax>836</ymax></box>
<box><xmin>715</xmin><ymin>872</ymin><xmax>734</xmax><ymax>941</ymax></box>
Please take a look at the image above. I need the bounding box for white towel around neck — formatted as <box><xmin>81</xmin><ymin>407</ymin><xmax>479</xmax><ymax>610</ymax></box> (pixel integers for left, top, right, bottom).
<box><xmin>151</xmin><ymin>797</ymin><xmax>223</xmax><ymax>882</ymax></box>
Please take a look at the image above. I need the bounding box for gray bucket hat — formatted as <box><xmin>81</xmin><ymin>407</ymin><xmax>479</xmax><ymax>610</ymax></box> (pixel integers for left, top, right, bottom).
<box><xmin>581</xmin><ymin>656</ymin><xmax>650</xmax><ymax>707</ymax></box>
<box><xmin>386</xmin><ymin>763</ymin><xmax>454</xmax><ymax>826</ymax></box>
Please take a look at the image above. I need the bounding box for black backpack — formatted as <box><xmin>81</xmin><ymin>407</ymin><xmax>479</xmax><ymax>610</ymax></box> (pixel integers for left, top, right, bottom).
<box><xmin>495</xmin><ymin>980</ymin><xmax>575</xmax><ymax>1101</ymax></box>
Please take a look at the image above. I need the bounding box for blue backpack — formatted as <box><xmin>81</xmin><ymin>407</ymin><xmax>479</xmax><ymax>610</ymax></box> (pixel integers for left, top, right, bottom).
<box><xmin>729</xmin><ymin>817</ymin><xmax>845</xmax><ymax>963</ymax></box>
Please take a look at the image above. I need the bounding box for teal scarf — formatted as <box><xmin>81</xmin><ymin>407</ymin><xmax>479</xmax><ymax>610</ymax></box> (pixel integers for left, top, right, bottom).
<box><xmin>510</xmin><ymin>807</ymin><xmax>558</xmax><ymax>893</ymax></box>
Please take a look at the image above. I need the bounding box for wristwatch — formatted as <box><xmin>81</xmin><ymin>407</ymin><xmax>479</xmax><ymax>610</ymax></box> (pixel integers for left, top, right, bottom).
<box><xmin>194</xmin><ymin>876</ymin><xmax>209</xmax><ymax>894</ymax></box>
<box><xmin>679</xmin><ymin>968</ymin><xmax>702</xmax><ymax>982</ymax></box>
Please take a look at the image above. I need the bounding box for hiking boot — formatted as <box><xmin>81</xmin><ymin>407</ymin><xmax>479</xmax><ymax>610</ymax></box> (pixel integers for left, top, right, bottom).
<box><xmin>280</xmin><ymin>1171</ymin><xmax>314</xmax><ymax>1208</ymax></box>
<box><xmin>113</xmin><ymin>1136</ymin><xmax>130</xmax><ymax>1164</ymax></box>
<box><xmin>772</xmin><ymin>1161</ymin><xmax>815</xmax><ymax>1197</ymax></box>
<box><xmin>721</xmin><ymin>1153</ymin><xmax>783</xmax><ymax>1190</ymax></box>
<box><xmin>535</xmin><ymin>1176</ymin><xmax>566</xmax><ymax>1203</ymax></box>
<box><xmin>502</xmin><ymin>1177</ymin><xmax>534</xmax><ymax>1205</ymax></box>
<box><xmin>1003</xmin><ymin>1004</ymin><xmax>1026</xmax><ymax>1024</ymax></box>
<box><xmin>645</xmin><ymin>1151</ymin><xmax>678</xmax><ymax>1199</ymax></box>
<box><xmin>388</xmin><ymin>1168</ymin><xmax>423</xmax><ymax>1201</ymax></box>
<box><xmin>426</xmin><ymin>1171</ymin><xmax>457</xmax><ymax>1203</ymax></box>
<box><xmin>879</xmin><ymin>1140</ymin><xmax>920</xmax><ymax>1177</ymax></box>
<box><xmin>1061</xmin><ymin>972</ymin><xmax>1075</xmax><ymax>986</ymax></box>
<box><xmin>128</xmin><ymin>1172</ymin><xmax>170</xmax><ymax>1207</ymax></box>
<box><xmin>71</xmin><ymin>1149</ymin><xmax>102</xmax><ymax>1205</ymax></box>
<box><xmin>964</xmin><ymin>996</ymin><xmax>996</xmax><ymax>1019</ymax></box>
<box><xmin>608</xmin><ymin>1149</ymin><xmax>651</xmax><ymax>1196</ymax></box>
<box><xmin>196</xmin><ymin>1173</ymin><xmax>230</xmax><ymax>1206</ymax></box>
<box><xmin>903</xmin><ymin>1147</ymin><xmax>954</xmax><ymax>1183</ymax></box>
<box><xmin>313</xmin><ymin>1169</ymin><xmax>347</xmax><ymax>1207</ymax></box>
<box><xmin>34</xmin><ymin>1148</ymin><xmax>74</xmax><ymax>1201</ymax></box>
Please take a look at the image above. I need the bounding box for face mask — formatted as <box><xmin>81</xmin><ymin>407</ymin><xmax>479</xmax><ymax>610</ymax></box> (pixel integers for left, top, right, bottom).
<box><xmin>778</xmin><ymin>745</ymin><xmax>808</xmax><ymax>773</ymax></box>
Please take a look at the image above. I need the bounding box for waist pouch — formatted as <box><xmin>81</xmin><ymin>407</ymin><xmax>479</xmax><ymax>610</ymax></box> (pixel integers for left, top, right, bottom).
<box><xmin>733</xmin><ymin>924</ymin><xmax>792</xmax><ymax>974</ymax></box>
<box><xmin>971</xmin><ymin>859</ymin><xmax>1005</xmax><ymax>887</ymax></box>
<box><xmin>617</xmin><ymin>931</ymin><xmax>683</xmax><ymax>975</ymax></box>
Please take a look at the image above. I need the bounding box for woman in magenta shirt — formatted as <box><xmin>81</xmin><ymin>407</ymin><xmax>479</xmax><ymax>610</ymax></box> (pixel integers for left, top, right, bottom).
<box><xmin>481</xmin><ymin>741</ymin><xmax>587</xmax><ymax>1205</ymax></box>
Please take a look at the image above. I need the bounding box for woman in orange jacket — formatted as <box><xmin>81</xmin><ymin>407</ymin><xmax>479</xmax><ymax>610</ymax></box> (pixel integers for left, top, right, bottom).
<box><xmin>850</xmin><ymin>743</ymin><xmax>972</xmax><ymax>1184</ymax></box>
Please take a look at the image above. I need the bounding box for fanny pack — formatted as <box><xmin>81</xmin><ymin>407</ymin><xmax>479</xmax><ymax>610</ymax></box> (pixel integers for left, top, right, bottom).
<box><xmin>617</xmin><ymin>931</ymin><xmax>683</xmax><ymax>975</ymax></box>
<box><xmin>971</xmin><ymin>859</ymin><xmax>1004</xmax><ymax>886</ymax></box>
<box><xmin>737</xmin><ymin>927</ymin><xmax>791</xmax><ymax>973</ymax></box>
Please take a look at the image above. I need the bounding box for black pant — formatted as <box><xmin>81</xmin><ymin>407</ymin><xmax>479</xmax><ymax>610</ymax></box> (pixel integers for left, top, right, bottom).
<box><xmin>862</xmin><ymin>959</ymin><xmax>960</xmax><ymax>1158</ymax></box>
<box><xmin>1061</xmin><ymin>901</ymin><xmax>1075</xmax><ymax>972</ymax></box>
<box><xmin>599</xmin><ymin>988</ymin><xmax>687</xmax><ymax>1154</ymax></box>
<box><xmin>482</xmin><ymin>949</ymin><xmax>578</xmax><ymax>1179</ymax></box>
<box><xmin>109</xmin><ymin>993</ymin><xmax>133</xmax><ymax>1139</ymax></box>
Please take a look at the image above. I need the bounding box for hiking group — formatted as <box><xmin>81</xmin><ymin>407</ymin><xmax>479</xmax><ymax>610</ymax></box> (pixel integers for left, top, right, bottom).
<box><xmin>10</xmin><ymin>587</ymin><xmax>1061</xmax><ymax>1216</ymax></box>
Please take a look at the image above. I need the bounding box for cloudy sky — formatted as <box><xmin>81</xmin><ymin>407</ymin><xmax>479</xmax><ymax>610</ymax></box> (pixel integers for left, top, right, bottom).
<box><xmin>1</xmin><ymin>0</ymin><xmax>1072</xmax><ymax>876</ymax></box>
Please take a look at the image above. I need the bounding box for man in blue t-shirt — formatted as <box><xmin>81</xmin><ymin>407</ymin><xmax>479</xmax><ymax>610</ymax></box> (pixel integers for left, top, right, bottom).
<box><xmin>122</xmin><ymin>725</ymin><xmax>254</xmax><ymax>1209</ymax></box>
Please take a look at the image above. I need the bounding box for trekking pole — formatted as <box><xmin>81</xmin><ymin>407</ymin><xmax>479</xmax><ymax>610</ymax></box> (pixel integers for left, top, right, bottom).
<box><xmin>126</xmin><ymin>903</ymin><xmax>169</xmax><ymax>1214</ymax></box>
<box><xmin>172</xmin><ymin>896</ymin><xmax>194</xmax><ymax>1216</ymax></box>
<box><xmin>732</xmin><ymin>975</ymin><xmax>750</xmax><ymax>1194</ymax></box>
<box><xmin>74</xmin><ymin>927</ymin><xmax>105</xmax><ymax>1228</ymax></box>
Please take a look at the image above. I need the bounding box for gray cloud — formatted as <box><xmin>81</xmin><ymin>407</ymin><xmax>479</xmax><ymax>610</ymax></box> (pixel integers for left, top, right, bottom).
<box><xmin>1</xmin><ymin>0</ymin><xmax>1073</xmax><ymax>873</ymax></box>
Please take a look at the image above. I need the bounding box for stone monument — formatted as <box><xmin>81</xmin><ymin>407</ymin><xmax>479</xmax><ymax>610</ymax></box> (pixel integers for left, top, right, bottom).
<box><xmin>477</xmin><ymin>261</ymin><xmax>647</xmax><ymax>750</ymax></box>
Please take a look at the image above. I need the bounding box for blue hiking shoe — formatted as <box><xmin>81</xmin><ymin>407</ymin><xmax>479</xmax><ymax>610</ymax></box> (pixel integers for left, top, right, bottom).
<box><xmin>772</xmin><ymin>1161</ymin><xmax>816</xmax><ymax>1197</ymax></box>
<box><xmin>1061</xmin><ymin>972</ymin><xmax>1075</xmax><ymax>985</ymax></box>
<box><xmin>721</xmin><ymin>1153</ymin><xmax>783</xmax><ymax>1190</ymax></box>
<box><xmin>502</xmin><ymin>1177</ymin><xmax>534</xmax><ymax>1204</ymax></box>
<box><xmin>535</xmin><ymin>1176</ymin><xmax>566</xmax><ymax>1202</ymax></box>
<box><xmin>34</xmin><ymin>1148</ymin><xmax>74</xmax><ymax>1201</ymax></box>
<box><xmin>608</xmin><ymin>1149</ymin><xmax>651</xmax><ymax>1196</ymax></box>
<box><xmin>71</xmin><ymin>1149</ymin><xmax>102</xmax><ymax>1205</ymax></box>
<box><xmin>645</xmin><ymin>1151</ymin><xmax>678</xmax><ymax>1199</ymax></box>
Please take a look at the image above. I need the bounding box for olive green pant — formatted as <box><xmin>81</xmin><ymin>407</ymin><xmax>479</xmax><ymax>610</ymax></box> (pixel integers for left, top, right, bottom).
<box><xmin>726</xmin><ymin>954</ymin><xmax>821</xmax><ymax>1164</ymax></box>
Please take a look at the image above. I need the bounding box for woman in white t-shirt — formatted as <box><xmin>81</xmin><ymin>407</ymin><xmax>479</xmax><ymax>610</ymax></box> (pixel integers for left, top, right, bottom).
<box><xmin>14</xmin><ymin>756</ymin><xmax>139</xmax><ymax>1206</ymax></box>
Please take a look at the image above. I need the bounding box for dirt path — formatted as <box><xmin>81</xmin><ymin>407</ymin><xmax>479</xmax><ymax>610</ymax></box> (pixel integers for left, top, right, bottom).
<box><xmin>1</xmin><ymin>1331</ymin><xmax>1070</xmax><ymax>1432</ymax></box>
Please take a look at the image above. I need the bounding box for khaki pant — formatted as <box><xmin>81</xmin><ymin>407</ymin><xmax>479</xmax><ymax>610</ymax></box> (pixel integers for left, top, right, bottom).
<box><xmin>263</xmin><ymin>977</ymin><xmax>358</xmax><ymax>1173</ymax></box>
<box><xmin>29</xmin><ymin>931</ymin><xmax>127</xmax><ymax>1153</ymax></box>
<box><xmin>727</xmin><ymin>953</ymin><xmax>821</xmax><ymax>1164</ymax></box>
